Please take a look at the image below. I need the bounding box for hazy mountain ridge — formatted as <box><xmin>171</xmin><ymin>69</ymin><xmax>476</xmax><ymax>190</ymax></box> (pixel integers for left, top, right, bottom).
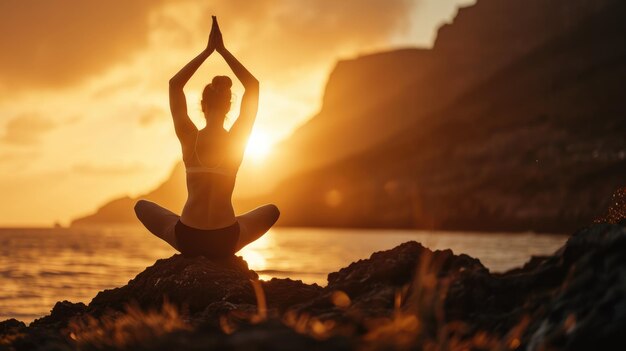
<box><xmin>71</xmin><ymin>164</ymin><xmax>186</xmax><ymax>226</ymax></box>
<box><xmin>72</xmin><ymin>0</ymin><xmax>626</xmax><ymax>231</ymax></box>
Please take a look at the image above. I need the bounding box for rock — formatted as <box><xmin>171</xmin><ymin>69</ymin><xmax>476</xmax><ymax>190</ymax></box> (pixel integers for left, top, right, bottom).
<box><xmin>440</xmin><ymin>223</ymin><xmax>626</xmax><ymax>350</ymax></box>
<box><xmin>262</xmin><ymin>278</ymin><xmax>324</xmax><ymax>311</ymax></box>
<box><xmin>83</xmin><ymin>254</ymin><xmax>324</xmax><ymax>323</ymax></box>
<box><xmin>30</xmin><ymin>301</ymin><xmax>87</xmax><ymax>329</ymax></box>
<box><xmin>0</xmin><ymin>318</ymin><xmax>26</xmax><ymax>337</ymax></box>
<box><xmin>296</xmin><ymin>241</ymin><xmax>488</xmax><ymax>323</ymax></box>
<box><xmin>327</xmin><ymin>242</ymin><xmax>487</xmax><ymax>292</ymax></box>
<box><xmin>87</xmin><ymin>254</ymin><xmax>259</xmax><ymax>317</ymax></box>
<box><xmin>523</xmin><ymin>224</ymin><xmax>626</xmax><ymax>350</ymax></box>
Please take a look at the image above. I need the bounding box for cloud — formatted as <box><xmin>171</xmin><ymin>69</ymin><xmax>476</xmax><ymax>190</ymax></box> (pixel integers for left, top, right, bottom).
<box><xmin>2</xmin><ymin>114</ymin><xmax>56</xmax><ymax>145</ymax></box>
<box><xmin>0</xmin><ymin>0</ymin><xmax>166</xmax><ymax>90</ymax></box>
<box><xmin>196</xmin><ymin>0</ymin><xmax>416</xmax><ymax>78</ymax></box>
<box><xmin>0</xmin><ymin>0</ymin><xmax>417</xmax><ymax>93</ymax></box>
<box><xmin>134</xmin><ymin>0</ymin><xmax>418</xmax><ymax>90</ymax></box>
<box><xmin>71</xmin><ymin>162</ymin><xmax>147</xmax><ymax>176</ymax></box>
<box><xmin>138</xmin><ymin>106</ymin><xmax>168</xmax><ymax>127</ymax></box>
<box><xmin>0</xmin><ymin>150</ymin><xmax>40</xmax><ymax>171</ymax></box>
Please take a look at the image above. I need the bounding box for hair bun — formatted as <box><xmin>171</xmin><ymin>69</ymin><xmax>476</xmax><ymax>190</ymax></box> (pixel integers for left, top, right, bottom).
<box><xmin>212</xmin><ymin>75</ymin><xmax>232</xmax><ymax>92</ymax></box>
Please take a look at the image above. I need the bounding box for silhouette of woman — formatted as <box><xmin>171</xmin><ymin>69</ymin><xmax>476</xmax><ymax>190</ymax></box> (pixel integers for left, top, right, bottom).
<box><xmin>134</xmin><ymin>16</ymin><xmax>279</xmax><ymax>258</ymax></box>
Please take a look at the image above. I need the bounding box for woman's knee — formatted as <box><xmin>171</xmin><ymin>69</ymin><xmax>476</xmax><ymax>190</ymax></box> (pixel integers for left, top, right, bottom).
<box><xmin>134</xmin><ymin>199</ymin><xmax>152</xmax><ymax>218</ymax></box>
<box><xmin>265</xmin><ymin>204</ymin><xmax>280</xmax><ymax>223</ymax></box>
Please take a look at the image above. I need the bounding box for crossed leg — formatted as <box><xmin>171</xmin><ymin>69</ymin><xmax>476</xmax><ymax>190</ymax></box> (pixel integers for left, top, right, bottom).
<box><xmin>134</xmin><ymin>200</ymin><xmax>180</xmax><ymax>251</ymax></box>
<box><xmin>234</xmin><ymin>204</ymin><xmax>280</xmax><ymax>253</ymax></box>
<box><xmin>134</xmin><ymin>200</ymin><xmax>280</xmax><ymax>254</ymax></box>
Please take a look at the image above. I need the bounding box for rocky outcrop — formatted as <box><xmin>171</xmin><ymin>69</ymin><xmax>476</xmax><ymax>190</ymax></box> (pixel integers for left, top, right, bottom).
<box><xmin>2</xmin><ymin>222</ymin><xmax>625</xmax><ymax>350</ymax></box>
<box><xmin>443</xmin><ymin>223</ymin><xmax>626</xmax><ymax>349</ymax></box>
<box><xmin>85</xmin><ymin>254</ymin><xmax>324</xmax><ymax>319</ymax></box>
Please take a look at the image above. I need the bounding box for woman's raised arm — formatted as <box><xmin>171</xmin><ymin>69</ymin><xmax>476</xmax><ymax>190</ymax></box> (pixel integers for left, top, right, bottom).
<box><xmin>211</xmin><ymin>17</ymin><xmax>260</xmax><ymax>158</ymax></box>
<box><xmin>169</xmin><ymin>32</ymin><xmax>216</xmax><ymax>141</ymax></box>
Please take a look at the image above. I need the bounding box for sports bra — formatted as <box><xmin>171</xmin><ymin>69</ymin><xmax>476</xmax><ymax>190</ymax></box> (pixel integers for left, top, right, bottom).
<box><xmin>185</xmin><ymin>131</ymin><xmax>236</xmax><ymax>177</ymax></box>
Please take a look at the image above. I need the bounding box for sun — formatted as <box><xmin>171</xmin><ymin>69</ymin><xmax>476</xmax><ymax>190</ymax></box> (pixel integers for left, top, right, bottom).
<box><xmin>245</xmin><ymin>130</ymin><xmax>273</xmax><ymax>163</ymax></box>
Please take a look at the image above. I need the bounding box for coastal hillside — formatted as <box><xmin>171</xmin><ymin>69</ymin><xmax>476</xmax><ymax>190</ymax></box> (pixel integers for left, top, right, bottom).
<box><xmin>72</xmin><ymin>0</ymin><xmax>626</xmax><ymax>231</ymax></box>
<box><xmin>259</xmin><ymin>0</ymin><xmax>626</xmax><ymax>232</ymax></box>
<box><xmin>236</xmin><ymin>0</ymin><xmax>622</xmax><ymax>196</ymax></box>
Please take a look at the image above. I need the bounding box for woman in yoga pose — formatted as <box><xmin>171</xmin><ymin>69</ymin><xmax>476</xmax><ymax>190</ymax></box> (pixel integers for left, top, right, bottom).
<box><xmin>134</xmin><ymin>16</ymin><xmax>279</xmax><ymax>258</ymax></box>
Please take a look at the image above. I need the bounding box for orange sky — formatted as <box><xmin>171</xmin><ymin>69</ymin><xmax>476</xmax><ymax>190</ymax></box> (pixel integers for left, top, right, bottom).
<box><xmin>0</xmin><ymin>0</ymin><xmax>474</xmax><ymax>226</ymax></box>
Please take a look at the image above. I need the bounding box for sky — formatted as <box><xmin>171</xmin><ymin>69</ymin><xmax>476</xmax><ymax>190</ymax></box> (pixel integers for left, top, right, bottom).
<box><xmin>0</xmin><ymin>0</ymin><xmax>474</xmax><ymax>226</ymax></box>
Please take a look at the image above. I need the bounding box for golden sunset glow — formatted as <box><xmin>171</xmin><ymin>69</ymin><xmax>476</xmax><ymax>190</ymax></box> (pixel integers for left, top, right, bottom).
<box><xmin>244</xmin><ymin>130</ymin><xmax>274</xmax><ymax>163</ymax></box>
<box><xmin>3</xmin><ymin>0</ymin><xmax>614</xmax><ymax>341</ymax></box>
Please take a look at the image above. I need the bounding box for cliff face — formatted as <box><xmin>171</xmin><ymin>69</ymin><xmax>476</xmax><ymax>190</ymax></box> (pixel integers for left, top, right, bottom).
<box><xmin>235</xmin><ymin>48</ymin><xmax>439</xmax><ymax>196</ymax></box>
<box><xmin>245</xmin><ymin>0</ymin><xmax>626</xmax><ymax>232</ymax></box>
<box><xmin>240</xmin><ymin>0</ymin><xmax>623</xmax><ymax>196</ymax></box>
<box><xmin>73</xmin><ymin>0</ymin><xmax>626</xmax><ymax>231</ymax></box>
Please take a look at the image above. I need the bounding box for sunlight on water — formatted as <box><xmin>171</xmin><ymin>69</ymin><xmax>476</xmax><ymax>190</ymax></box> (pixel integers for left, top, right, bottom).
<box><xmin>0</xmin><ymin>226</ymin><xmax>568</xmax><ymax>323</ymax></box>
<box><xmin>238</xmin><ymin>231</ymin><xmax>272</xmax><ymax>272</ymax></box>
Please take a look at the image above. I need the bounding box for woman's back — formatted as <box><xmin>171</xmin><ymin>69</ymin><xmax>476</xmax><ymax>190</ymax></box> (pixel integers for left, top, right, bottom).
<box><xmin>180</xmin><ymin>129</ymin><xmax>239</xmax><ymax>229</ymax></box>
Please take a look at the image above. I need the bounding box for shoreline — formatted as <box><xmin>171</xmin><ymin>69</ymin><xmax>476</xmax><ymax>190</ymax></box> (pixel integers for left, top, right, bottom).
<box><xmin>0</xmin><ymin>224</ymin><xmax>569</xmax><ymax>236</ymax></box>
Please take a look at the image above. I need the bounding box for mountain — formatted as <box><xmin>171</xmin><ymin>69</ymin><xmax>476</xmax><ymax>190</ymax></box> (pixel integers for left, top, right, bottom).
<box><xmin>236</xmin><ymin>0</ymin><xmax>621</xmax><ymax>196</ymax></box>
<box><xmin>71</xmin><ymin>164</ymin><xmax>186</xmax><ymax>226</ymax></box>
<box><xmin>72</xmin><ymin>0</ymin><xmax>626</xmax><ymax>231</ymax></box>
<box><xmin>257</xmin><ymin>0</ymin><xmax>626</xmax><ymax>232</ymax></box>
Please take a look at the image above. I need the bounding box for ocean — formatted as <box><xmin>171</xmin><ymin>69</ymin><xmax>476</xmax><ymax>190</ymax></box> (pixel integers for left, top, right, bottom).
<box><xmin>0</xmin><ymin>226</ymin><xmax>568</xmax><ymax>322</ymax></box>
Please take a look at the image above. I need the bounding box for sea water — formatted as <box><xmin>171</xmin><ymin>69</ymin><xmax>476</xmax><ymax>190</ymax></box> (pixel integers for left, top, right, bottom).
<box><xmin>0</xmin><ymin>226</ymin><xmax>568</xmax><ymax>322</ymax></box>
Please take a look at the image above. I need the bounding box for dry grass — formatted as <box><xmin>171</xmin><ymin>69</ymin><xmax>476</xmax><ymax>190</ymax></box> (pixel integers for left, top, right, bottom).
<box><xmin>356</xmin><ymin>251</ymin><xmax>532</xmax><ymax>350</ymax></box>
<box><xmin>275</xmin><ymin>251</ymin><xmax>532</xmax><ymax>350</ymax></box>
<box><xmin>66</xmin><ymin>301</ymin><xmax>190</xmax><ymax>349</ymax></box>
<box><xmin>0</xmin><ymin>331</ymin><xmax>25</xmax><ymax>347</ymax></box>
